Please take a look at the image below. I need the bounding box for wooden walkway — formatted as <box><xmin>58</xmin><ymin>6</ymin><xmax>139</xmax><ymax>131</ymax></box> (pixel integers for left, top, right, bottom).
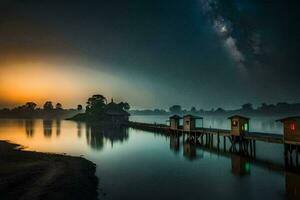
<box><xmin>127</xmin><ymin>121</ymin><xmax>300</xmax><ymax>168</ymax></box>
<box><xmin>127</xmin><ymin>121</ymin><xmax>283</xmax><ymax>144</ymax></box>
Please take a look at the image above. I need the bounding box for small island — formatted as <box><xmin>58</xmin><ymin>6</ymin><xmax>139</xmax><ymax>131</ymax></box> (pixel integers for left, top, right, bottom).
<box><xmin>68</xmin><ymin>94</ymin><xmax>130</xmax><ymax>125</ymax></box>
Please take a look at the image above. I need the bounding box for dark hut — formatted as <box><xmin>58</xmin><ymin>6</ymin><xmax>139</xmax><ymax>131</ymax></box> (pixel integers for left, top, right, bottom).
<box><xmin>277</xmin><ymin>116</ymin><xmax>300</xmax><ymax>144</ymax></box>
<box><xmin>183</xmin><ymin>115</ymin><xmax>203</xmax><ymax>131</ymax></box>
<box><xmin>103</xmin><ymin>99</ymin><xmax>130</xmax><ymax>125</ymax></box>
<box><xmin>169</xmin><ymin>115</ymin><xmax>182</xmax><ymax>130</ymax></box>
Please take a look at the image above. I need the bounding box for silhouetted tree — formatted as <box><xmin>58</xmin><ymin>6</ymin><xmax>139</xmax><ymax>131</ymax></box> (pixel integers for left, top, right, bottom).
<box><xmin>77</xmin><ymin>104</ymin><xmax>83</xmax><ymax>111</ymax></box>
<box><xmin>258</xmin><ymin>103</ymin><xmax>269</xmax><ymax>112</ymax></box>
<box><xmin>86</xmin><ymin>94</ymin><xmax>107</xmax><ymax>115</ymax></box>
<box><xmin>24</xmin><ymin>102</ymin><xmax>37</xmax><ymax>111</ymax></box>
<box><xmin>55</xmin><ymin>103</ymin><xmax>63</xmax><ymax>110</ymax></box>
<box><xmin>215</xmin><ymin>107</ymin><xmax>225</xmax><ymax>113</ymax></box>
<box><xmin>241</xmin><ymin>103</ymin><xmax>253</xmax><ymax>111</ymax></box>
<box><xmin>119</xmin><ymin>102</ymin><xmax>130</xmax><ymax>110</ymax></box>
<box><xmin>190</xmin><ymin>107</ymin><xmax>197</xmax><ymax>113</ymax></box>
<box><xmin>43</xmin><ymin>101</ymin><xmax>54</xmax><ymax>111</ymax></box>
<box><xmin>169</xmin><ymin>105</ymin><xmax>182</xmax><ymax>114</ymax></box>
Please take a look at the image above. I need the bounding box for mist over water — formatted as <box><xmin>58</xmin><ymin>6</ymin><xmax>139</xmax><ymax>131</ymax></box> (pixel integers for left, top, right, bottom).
<box><xmin>130</xmin><ymin>115</ymin><xmax>283</xmax><ymax>134</ymax></box>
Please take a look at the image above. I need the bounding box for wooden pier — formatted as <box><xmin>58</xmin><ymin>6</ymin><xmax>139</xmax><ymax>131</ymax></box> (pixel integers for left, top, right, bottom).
<box><xmin>127</xmin><ymin>119</ymin><xmax>299</xmax><ymax>167</ymax></box>
<box><xmin>127</xmin><ymin>121</ymin><xmax>283</xmax><ymax>144</ymax></box>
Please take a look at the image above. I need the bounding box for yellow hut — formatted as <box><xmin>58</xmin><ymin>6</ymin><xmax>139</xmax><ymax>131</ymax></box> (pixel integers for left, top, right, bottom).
<box><xmin>169</xmin><ymin>115</ymin><xmax>182</xmax><ymax>130</ymax></box>
<box><xmin>183</xmin><ymin>115</ymin><xmax>203</xmax><ymax>131</ymax></box>
<box><xmin>277</xmin><ymin>116</ymin><xmax>300</xmax><ymax>144</ymax></box>
<box><xmin>228</xmin><ymin>115</ymin><xmax>250</xmax><ymax>136</ymax></box>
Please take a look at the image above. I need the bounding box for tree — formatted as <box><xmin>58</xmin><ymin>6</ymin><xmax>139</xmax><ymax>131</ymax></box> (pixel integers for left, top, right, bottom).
<box><xmin>24</xmin><ymin>102</ymin><xmax>37</xmax><ymax>111</ymax></box>
<box><xmin>55</xmin><ymin>103</ymin><xmax>63</xmax><ymax>110</ymax></box>
<box><xmin>77</xmin><ymin>104</ymin><xmax>83</xmax><ymax>111</ymax></box>
<box><xmin>190</xmin><ymin>107</ymin><xmax>197</xmax><ymax>113</ymax></box>
<box><xmin>215</xmin><ymin>107</ymin><xmax>225</xmax><ymax>113</ymax></box>
<box><xmin>119</xmin><ymin>102</ymin><xmax>130</xmax><ymax>110</ymax></box>
<box><xmin>86</xmin><ymin>94</ymin><xmax>107</xmax><ymax>115</ymax></box>
<box><xmin>258</xmin><ymin>103</ymin><xmax>269</xmax><ymax>112</ymax></box>
<box><xmin>43</xmin><ymin>101</ymin><xmax>54</xmax><ymax>111</ymax></box>
<box><xmin>241</xmin><ymin>103</ymin><xmax>253</xmax><ymax>111</ymax></box>
<box><xmin>169</xmin><ymin>105</ymin><xmax>182</xmax><ymax>114</ymax></box>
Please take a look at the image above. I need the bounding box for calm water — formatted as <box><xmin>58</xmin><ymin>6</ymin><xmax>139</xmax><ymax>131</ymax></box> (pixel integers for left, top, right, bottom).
<box><xmin>0</xmin><ymin>116</ymin><xmax>298</xmax><ymax>200</ymax></box>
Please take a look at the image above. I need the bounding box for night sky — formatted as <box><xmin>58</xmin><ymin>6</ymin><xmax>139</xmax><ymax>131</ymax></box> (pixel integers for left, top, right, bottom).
<box><xmin>0</xmin><ymin>0</ymin><xmax>299</xmax><ymax>109</ymax></box>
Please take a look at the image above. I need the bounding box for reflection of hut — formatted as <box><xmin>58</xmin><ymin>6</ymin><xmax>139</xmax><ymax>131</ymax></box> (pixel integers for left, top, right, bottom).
<box><xmin>103</xmin><ymin>99</ymin><xmax>130</xmax><ymax>125</ymax></box>
<box><xmin>184</xmin><ymin>142</ymin><xmax>197</xmax><ymax>160</ymax></box>
<box><xmin>183</xmin><ymin>141</ymin><xmax>203</xmax><ymax>161</ymax></box>
<box><xmin>231</xmin><ymin>154</ymin><xmax>250</xmax><ymax>176</ymax></box>
<box><xmin>170</xmin><ymin>135</ymin><xmax>180</xmax><ymax>153</ymax></box>
<box><xmin>286</xmin><ymin>172</ymin><xmax>300</xmax><ymax>200</ymax></box>
<box><xmin>183</xmin><ymin>115</ymin><xmax>203</xmax><ymax>131</ymax></box>
<box><xmin>169</xmin><ymin>115</ymin><xmax>182</xmax><ymax>130</ymax></box>
<box><xmin>228</xmin><ymin>115</ymin><xmax>250</xmax><ymax>136</ymax></box>
<box><xmin>277</xmin><ymin>116</ymin><xmax>300</xmax><ymax>144</ymax></box>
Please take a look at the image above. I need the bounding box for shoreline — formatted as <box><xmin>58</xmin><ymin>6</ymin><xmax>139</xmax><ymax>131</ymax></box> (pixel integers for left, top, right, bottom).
<box><xmin>0</xmin><ymin>140</ymin><xmax>98</xmax><ymax>200</ymax></box>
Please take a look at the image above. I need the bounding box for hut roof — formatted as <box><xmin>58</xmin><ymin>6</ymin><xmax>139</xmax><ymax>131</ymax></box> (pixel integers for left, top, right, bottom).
<box><xmin>276</xmin><ymin>116</ymin><xmax>300</xmax><ymax>122</ymax></box>
<box><xmin>170</xmin><ymin>115</ymin><xmax>182</xmax><ymax>119</ymax></box>
<box><xmin>104</xmin><ymin>100</ymin><xmax>130</xmax><ymax>116</ymax></box>
<box><xmin>228</xmin><ymin>115</ymin><xmax>250</xmax><ymax>120</ymax></box>
<box><xmin>183</xmin><ymin>115</ymin><xmax>203</xmax><ymax>119</ymax></box>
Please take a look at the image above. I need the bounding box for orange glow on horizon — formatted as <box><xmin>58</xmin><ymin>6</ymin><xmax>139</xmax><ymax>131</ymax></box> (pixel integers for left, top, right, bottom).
<box><xmin>0</xmin><ymin>59</ymin><xmax>153</xmax><ymax>108</ymax></box>
<box><xmin>0</xmin><ymin>61</ymin><xmax>113</xmax><ymax>107</ymax></box>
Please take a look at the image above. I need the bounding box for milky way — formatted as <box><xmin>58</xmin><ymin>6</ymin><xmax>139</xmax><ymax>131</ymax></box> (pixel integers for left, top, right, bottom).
<box><xmin>199</xmin><ymin>0</ymin><xmax>262</xmax><ymax>69</ymax></box>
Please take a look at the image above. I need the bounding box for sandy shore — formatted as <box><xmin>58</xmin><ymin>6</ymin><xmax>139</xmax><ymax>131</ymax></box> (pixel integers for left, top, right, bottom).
<box><xmin>0</xmin><ymin>141</ymin><xmax>98</xmax><ymax>200</ymax></box>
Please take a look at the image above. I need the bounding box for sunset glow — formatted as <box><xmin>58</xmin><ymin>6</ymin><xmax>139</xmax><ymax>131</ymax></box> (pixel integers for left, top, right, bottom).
<box><xmin>0</xmin><ymin>61</ymin><xmax>131</xmax><ymax>107</ymax></box>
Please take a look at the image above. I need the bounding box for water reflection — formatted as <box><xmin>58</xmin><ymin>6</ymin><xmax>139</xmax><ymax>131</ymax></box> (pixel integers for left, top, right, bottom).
<box><xmin>166</xmin><ymin>133</ymin><xmax>300</xmax><ymax>198</ymax></box>
<box><xmin>77</xmin><ymin>122</ymin><xmax>82</xmax><ymax>138</ymax></box>
<box><xmin>169</xmin><ymin>135</ymin><xmax>180</xmax><ymax>153</ymax></box>
<box><xmin>43</xmin><ymin>120</ymin><xmax>53</xmax><ymax>138</ymax></box>
<box><xmin>231</xmin><ymin>154</ymin><xmax>250</xmax><ymax>176</ymax></box>
<box><xmin>183</xmin><ymin>138</ymin><xmax>203</xmax><ymax>161</ymax></box>
<box><xmin>85</xmin><ymin>124</ymin><xmax>129</xmax><ymax>150</ymax></box>
<box><xmin>286</xmin><ymin>171</ymin><xmax>300</xmax><ymax>200</ymax></box>
<box><xmin>56</xmin><ymin>120</ymin><xmax>61</xmax><ymax>136</ymax></box>
<box><xmin>1</xmin><ymin>118</ymin><xmax>300</xmax><ymax>199</ymax></box>
<box><xmin>25</xmin><ymin>120</ymin><xmax>35</xmax><ymax>138</ymax></box>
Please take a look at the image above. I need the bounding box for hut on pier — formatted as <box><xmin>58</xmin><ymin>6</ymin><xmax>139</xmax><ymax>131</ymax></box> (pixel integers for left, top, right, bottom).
<box><xmin>169</xmin><ymin>115</ymin><xmax>182</xmax><ymax>130</ymax></box>
<box><xmin>183</xmin><ymin>115</ymin><xmax>203</xmax><ymax>131</ymax></box>
<box><xmin>228</xmin><ymin>115</ymin><xmax>250</xmax><ymax>137</ymax></box>
<box><xmin>277</xmin><ymin>116</ymin><xmax>300</xmax><ymax>145</ymax></box>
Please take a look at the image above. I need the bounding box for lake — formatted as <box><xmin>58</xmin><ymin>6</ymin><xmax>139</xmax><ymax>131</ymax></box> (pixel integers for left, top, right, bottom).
<box><xmin>0</xmin><ymin>116</ymin><xmax>298</xmax><ymax>200</ymax></box>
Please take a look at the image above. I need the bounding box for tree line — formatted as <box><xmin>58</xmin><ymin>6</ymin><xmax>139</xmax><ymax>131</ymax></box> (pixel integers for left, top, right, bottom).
<box><xmin>0</xmin><ymin>101</ymin><xmax>83</xmax><ymax>119</ymax></box>
<box><xmin>130</xmin><ymin>102</ymin><xmax>300</xmax><ymax>116</ymax></box>
<box><xmin>0</xmin><ymin>94</ymin><xmax>130</xmax><ymax>120</ymax></box>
